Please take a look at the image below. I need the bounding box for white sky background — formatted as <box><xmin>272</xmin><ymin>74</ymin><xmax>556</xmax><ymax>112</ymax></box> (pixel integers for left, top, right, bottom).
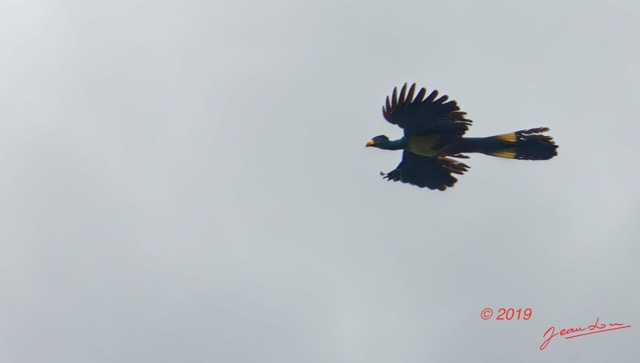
<box><xmin>1</xmin><ymin>0</ymin><xmax>639</xmax><ymax>361</ymax></box>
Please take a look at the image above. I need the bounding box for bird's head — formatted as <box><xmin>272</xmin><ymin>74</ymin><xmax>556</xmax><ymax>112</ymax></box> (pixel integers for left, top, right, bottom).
<box><xmin>365</xmin><ymin>135</ymin><xmax>390</xmax><ymax>148</ymax></box>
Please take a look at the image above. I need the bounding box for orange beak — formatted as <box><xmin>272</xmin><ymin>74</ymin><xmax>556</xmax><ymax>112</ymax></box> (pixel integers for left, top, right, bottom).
<box><xmin>366</xmin><ymin>140</ymin><xmax>374</xmax><ymax>147</ymax></box>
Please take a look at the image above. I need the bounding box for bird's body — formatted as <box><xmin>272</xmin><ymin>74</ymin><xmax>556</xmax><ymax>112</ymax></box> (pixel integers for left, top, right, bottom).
<box><xmin>406</xmin><ymin>135</ymin><xmax>440</xmax><ymax>157</ymax></box>
<box><xmin>366</xmin><ymin>83</ymin><xmax>558</xmax><ymax>190</ymax></box>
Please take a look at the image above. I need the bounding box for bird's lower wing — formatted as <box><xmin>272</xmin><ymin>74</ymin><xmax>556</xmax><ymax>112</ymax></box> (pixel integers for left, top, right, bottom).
<box><xmin>383</xmin><ymin>151</ymin><xmax>469</xmax><ymax>190</ymax></box>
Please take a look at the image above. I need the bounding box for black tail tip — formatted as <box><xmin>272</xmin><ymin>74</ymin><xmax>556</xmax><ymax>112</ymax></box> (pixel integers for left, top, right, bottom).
<box><xmin>513</xmin><ymin>127</ymin><xmax>558</xmax><ymax>160</ymax></box>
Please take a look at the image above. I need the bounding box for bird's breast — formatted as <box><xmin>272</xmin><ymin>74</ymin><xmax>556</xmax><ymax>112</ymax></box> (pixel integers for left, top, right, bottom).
<box><xmin>406</xmin><ymin>135</ymin><xmax>440</xmax><ymax>157</ymax></box>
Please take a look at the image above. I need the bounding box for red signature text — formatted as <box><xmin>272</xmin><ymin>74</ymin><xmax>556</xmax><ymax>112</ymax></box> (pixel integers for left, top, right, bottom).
<box><xmin>540</xmin><ymin>317</ymin><xmax>631</xmax><ymax>350</ymax></box>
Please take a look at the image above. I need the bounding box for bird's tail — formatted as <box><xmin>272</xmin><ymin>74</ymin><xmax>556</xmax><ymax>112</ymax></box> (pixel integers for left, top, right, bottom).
<box><xmin>462</xmin><ymin>128</ymin><xmax>558</xmax><ymax>160</ymax></box>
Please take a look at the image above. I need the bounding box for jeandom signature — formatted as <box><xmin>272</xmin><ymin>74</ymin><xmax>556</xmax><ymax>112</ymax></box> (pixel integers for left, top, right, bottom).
<box><xmin>540</xmin><ymin>317</ymin><xmax>631</xmax><ymax>350</ymax></box>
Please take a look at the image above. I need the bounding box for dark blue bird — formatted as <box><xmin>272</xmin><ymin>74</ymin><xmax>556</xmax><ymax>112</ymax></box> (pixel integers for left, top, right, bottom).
<box><xmin>366</xmin><ymin>83</ymin><xmax>558</xmax><ymax>190</ymax></box>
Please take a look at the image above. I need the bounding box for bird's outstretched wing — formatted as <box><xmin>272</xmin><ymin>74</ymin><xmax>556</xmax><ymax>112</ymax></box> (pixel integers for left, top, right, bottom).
<box><xmin>383</xmin><ymin>151</ymin><xmax>470</xmax><ymax>190</ymax></box>
<box><xmin>382</xmin><ymin>83</ymin><xmax>472</xmax><ymax>137</ymax></box>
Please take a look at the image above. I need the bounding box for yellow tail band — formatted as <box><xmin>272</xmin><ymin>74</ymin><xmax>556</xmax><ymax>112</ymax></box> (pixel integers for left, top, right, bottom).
<box><xmin>489</xmin><ymin>149</ymin><xmax>517</xmax><ymax>159</ymax></box>
<box><xmin>493</xmin><ymin>132</ymin><xmax>517</xmax><ymax>143</ymax></box>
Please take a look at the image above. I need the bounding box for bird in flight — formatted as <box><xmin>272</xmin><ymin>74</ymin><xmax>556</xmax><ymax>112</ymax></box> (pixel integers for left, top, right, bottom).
<box><xmin>366</xmin><ymin>83</ymin><xmax>558</xmax><ymax>190</ymax></box>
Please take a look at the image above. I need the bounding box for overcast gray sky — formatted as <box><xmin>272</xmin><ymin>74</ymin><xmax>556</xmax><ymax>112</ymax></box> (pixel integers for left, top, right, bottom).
<box><xmin>1</xmin><ymin>0</ymin><xmax>639</xmax><ymax>362</ymax></box>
